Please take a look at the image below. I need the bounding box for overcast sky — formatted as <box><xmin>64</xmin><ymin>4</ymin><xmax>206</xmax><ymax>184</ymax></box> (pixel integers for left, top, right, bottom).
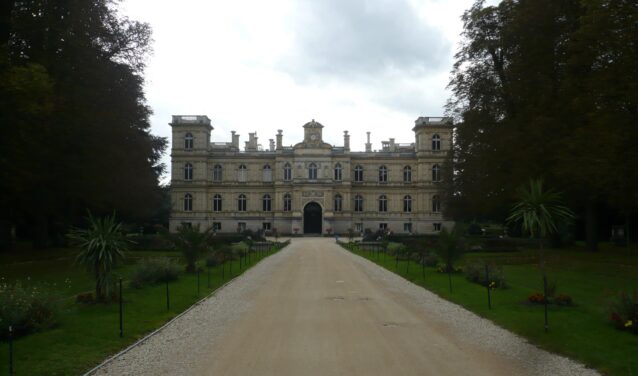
<box><xmin>120</xmin><ymin>0</ymin><xmax>495</xmax><ymax>182</ymax></box>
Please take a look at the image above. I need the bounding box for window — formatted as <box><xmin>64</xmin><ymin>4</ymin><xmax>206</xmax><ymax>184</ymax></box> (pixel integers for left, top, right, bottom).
<box><xmin>213</xmin><ymin>222</ymin><xmax>222</xmax><ymax>231</ymax></box>
<box><xmin>355</xmin><ymin>223</ymin><xmax>363</xmax><ymax>232</ymax></box>
<box><xmin>213</xmin><ymin>194</ymin><xmax>222</xmax><ymax>212</ymax></box>
<box><xmin>238</xmin><ymin>194</ymin><xmax>247</xmax><ymax>211</ymax></box>
<box><xmin>213</xmin><ymin>164</ymin><xmax>222</xmax><ymax>182</ymax></box>
<box><xmin>432</xmin><ymin>164</ymin><xmax>441</xmax><ymax>182</ymax></box>
<box><xmin>432</xmin><ymin>134</ymin><xmax>441</xmax><ymax>151</ymax></box>
<box><xmin>334</xmin><ymin>163</ymin><xmax>342</xmax><ymax>181</ymax></box>
<box><xmin>432</xmin><ymin>195</ymin><xmax>441</xmax><ymax>213</ymax></box>
<box><xmin>184</xmin><ymin>163</ymin><xmax>193</xmax><ymax>181</ymax></box>
<box><xmin>184</xmin><ymin>133</ymin><xmax>193</xmax><ymax>150</ymax></box>
<box><xmin>262</xmin><ymin>194</ymin><xmax>272</xmax><ymax>212</ymax></box>
<box><xmin>283</xmin><ymin>193</ymin><xmax>292</xmax><ymax>212</ymax></box>
<box><xmin>354</xmin><ymin>195</ymin><xmax>363</xmax><ymax>212</ymax></box>
<box><xmin>184</xmin><ymin>193</ymin><xmax>192</xmax><ymax>211</ymax></box>
<box><xmin>237</xmin><ymin>222</ymin><xmax>246</xmax><ymax>232</ymax></box>
<box><xmin>379</xmin><ymin>223</ymin><xmax>388</xmax><ymax>230</ymax></box>
<box><xmin>403</xmin><ymin>166</ymin><xmax>412</xmax><ymax>182</ymax></box>
<box><xmin>354</xmin><ymin>165</ymin><xmax>363</xmax><ymax>182</ymax></box>
<box><xmin>403</xmin><ymin>195</ymin><xmax>412</xmax><ymax>212</ymax></box>
<box><xmin>378</xmin><ymin>195</ymin><xmax>387</xmax><ymax>212</ymax></box>
<box><xmin>334</xmin><ymin>194</ymin><xmax>342</xmax><ymax>212</ymax></box>
<box><xmin>433</xmin><ymin>223</ymin><xmax>442</xmax><ymax>232</ymax></box>
<box><xmin>263</xmin><ymin>222</ymin><xmax>271</xmax><ymax>230</ymax></box>
<box><xmin>308</xmin><ymin>163</ymin><xmax>317</xmax><ymax>180</ymax></box>
<box><xmin>263</xmin><ymin>165</ymin><xmax>272</xmax><ymax>182</ymax></box>
<box><xmin>283</xmin><ymin>163</ymin><xmax>292</xmax><ymax>181</ymax></box>
<box><xmin>404</xmin><ymin>223</ymin><xmax>412</xmax><ymax>233</ymax></box>
<box><xmin>238</xmin><ymin>164</ymin><xmax>247</xmax><ymax>182</ymax></box>
<box><xmin>378</xmin><ymin>165</ymin><xmax>388</xmax><ymax>183</ymax></box>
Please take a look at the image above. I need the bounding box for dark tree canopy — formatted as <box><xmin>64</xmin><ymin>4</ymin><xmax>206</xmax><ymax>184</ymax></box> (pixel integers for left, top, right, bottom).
<box><xmin>445</xmin><ymin>0</ymin><xmax>638</xmax><ymax>250</ymax></box>
<box><xmin>0</xmin><ymin>1</ymin><xmax>167</xmax><ymax>249</ymax></box>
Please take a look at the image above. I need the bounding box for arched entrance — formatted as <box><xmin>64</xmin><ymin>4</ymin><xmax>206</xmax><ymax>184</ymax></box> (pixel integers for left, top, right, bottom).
<box><xmin>303</xmin><ymin>202</ymin><xmax>322</xmax><ymax>234</ymax></box>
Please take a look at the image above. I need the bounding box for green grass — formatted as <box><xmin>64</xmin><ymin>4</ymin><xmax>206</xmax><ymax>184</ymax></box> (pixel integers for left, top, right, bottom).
<box><xmin>345</xmin><ymin>244</ymin><xmax>638</xmax><ymax>376</ymax></box>
<box><xmin>0</xmin><ymin>246</ymin><xmax>282</xmax><ymax>375</ymax></box>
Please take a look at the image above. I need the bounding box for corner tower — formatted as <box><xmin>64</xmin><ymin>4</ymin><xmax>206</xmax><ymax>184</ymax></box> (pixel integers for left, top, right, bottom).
<box><xmin>413</xmin><ymin>116</ymin><xmax>453</xmax><ymax>156</ymax></box>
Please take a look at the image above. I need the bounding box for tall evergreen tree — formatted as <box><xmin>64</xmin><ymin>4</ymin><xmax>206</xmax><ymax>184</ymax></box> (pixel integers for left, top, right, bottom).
<box><xmin>0</xmin><ymin>1</ymin><xmax>167</xmax><ymax>249</ymax></box>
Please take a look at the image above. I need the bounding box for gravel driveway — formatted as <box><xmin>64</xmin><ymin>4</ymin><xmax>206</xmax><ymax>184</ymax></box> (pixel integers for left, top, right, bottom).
<box><xmin>90</xmin><ymin>238</ymin><xmax>599</xmax><ymax>376</ymax></box>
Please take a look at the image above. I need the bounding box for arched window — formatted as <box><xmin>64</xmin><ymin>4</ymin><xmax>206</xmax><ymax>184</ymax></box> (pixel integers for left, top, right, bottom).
<box><xmin>238</xmin><ymin>194</ymin><xmax>247</xmax><ymax>211</ymax></box>
<box><xmin>262</xmin><ymin>194</ymin><xmax>272</xmax><ymax>211</ymax></box>
<box><xmin>184</xmin><ymin>193</ymin><xmax>193</xmax><ymax>211</ymax></box>
<box><xmin>378</xmin><ymin>165</ymin><xmax>388</xmax><ymax>182</ymax></box>
<box><xmin>283</xmin><ymin>193</ymin><xmax>292</xmax><ymax>212</ymax></box>
<box><xmin>432</xmin><ymin>164</ymin><xmax>441</xmax><ymax>182</ymax></box>
<box><xmin>403</xmin><ymin>195</ymin><xmax>412</xmax><ymax>212</ymax></box>
<box><xmin>283</xmin><ymin>163</ymin><xmax>292</xmax><ymax>181</ymax></box>
<box><xmin>184</xmin><ymin>133</ymin><xmax>193</xmax><ymax>150</ymax></box>
<box><xmin>308</xmin><ymin>163</ymin><xmax>317</xmax><ymax>180</ymax></box>
<box><xmin>354</xmin><ymin>195</ymin><xmax>363</xmax><ymax>212</ymax></box>
<box><xmin>334</xmin><ymin>194</ymin><xmax>342</xmax><ymax>212</ymax></box>
<box><xmin>213</xmin><ymin>194</ymin><xmax>222</xmax><ymax>212</ymax></box>
<box><xmin>354</xmin><ymin>165</ymin><xmax>363</xmax><ymax>182</ymax></box>
<box><xmin>237</xmin><ymin>164</ymin><xmax>247</xmax><ymax>182</ymax></box>
<box><xmin>334</xmin><ymin>163</ymin><xmax>342</xmax><ymax>181</ymax></box>
<box><xmin>432</xmin><ymin>134</ymin><xmax>441</xmax><ymax>151</ymax></box>
<box><xmin>263</xmin><ymin>164</ymin><xmax>272</xmax><ymax>182</ymax></box>
<box><xmin>432</xmin><ymin>195</ymin><xmax>441</xmax><ymax>213</ymax></box>
<box><xmin>403</xmin><ymin>166</ymin><xmax>412</xmax><ymax>182</ymax></box>
<box><xmin>184</xmin><ymin>163</ymin><xmax>193</xmax><ymax>181</ymax></box>
<box><xmin>378</xmin><ymin>195</ymin><xmax>387</xmax><ymax>212</ymax></box>
<box><xmin>213</xmin><ymin>164</ymin><xmax>222</xmax><ymax>182</ymax></box>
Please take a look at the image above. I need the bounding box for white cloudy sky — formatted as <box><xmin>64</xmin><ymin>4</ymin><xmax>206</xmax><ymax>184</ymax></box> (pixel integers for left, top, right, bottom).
<box><xmin>119</xmin><ymin>0</ymin><xmax>496</xmax><ymax>181</ymax></box>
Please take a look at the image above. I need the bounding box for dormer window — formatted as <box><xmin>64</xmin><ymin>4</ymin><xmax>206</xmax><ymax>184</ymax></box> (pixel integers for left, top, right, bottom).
<box><xmin>184</xmin><ymin>133</ymin><xmax>193</xmax><ymax>150</ymax></box>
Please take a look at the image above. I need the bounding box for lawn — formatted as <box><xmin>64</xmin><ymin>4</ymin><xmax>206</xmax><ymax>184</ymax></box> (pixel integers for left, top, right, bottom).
<box><xmin>344</xmin><ymin>243</ymin><xmax>638</xmax><ymax>376</ymax></box>
<box><xmin>0</xmin><ymin>244</ymin><xmax>284</xmax><ymax>375</ymax></box>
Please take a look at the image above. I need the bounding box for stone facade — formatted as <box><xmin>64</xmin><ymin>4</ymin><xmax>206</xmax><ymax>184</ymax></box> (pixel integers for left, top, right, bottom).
<box><xmin>169</xmin><ymin>115</ymin><xmax>453</xmax><ymax>234</ymax></box>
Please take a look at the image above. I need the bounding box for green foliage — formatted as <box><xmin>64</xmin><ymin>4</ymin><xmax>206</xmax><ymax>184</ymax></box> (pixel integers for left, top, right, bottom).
<box><xmin>435</xmin><ymin>226</ymin><xmax>467</xmax><ymax>272</ymax></box>
<box><xmin>507</xmin><ymin>179</ymin><xmax>575</xmax><ymax>240</ymax></box>
<box><xmin>0</xmin><ymin>281</ymin><xmax>59</xmax><ymax>340</ymax></box>
<box><xmin>386</xmin><ymin>242</ymin><xmax>405</xmax><ymax>256</ymax></box>
<box><xmin>166</xmin><ymin>224</ymin><xmax>212</xmax><ymax>273</ymax></box>
<box><xmin>68</xmin><ymin>213</ymin><xmax>128</xmax><ymax>301</ymax></box>
<box><xmin>609</xmin><ymin>290</ymin><xmax>638</xmax><ymax>335</ymax></box>
<box><xmin>129</xmin><ymin>258</ymin><xmax>179</xmax><ymax>289</ymax></box>
<box><xmin>464</xmin><ymin>260</ymin><xmax>507</xmax><ymax>288</ymax></box>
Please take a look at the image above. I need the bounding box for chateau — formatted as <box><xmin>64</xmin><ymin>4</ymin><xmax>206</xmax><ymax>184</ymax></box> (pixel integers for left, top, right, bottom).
<box><xmin>169</xmin><ymin>115</ymin><xmax>453</xmax><ymax>235</ymax></box>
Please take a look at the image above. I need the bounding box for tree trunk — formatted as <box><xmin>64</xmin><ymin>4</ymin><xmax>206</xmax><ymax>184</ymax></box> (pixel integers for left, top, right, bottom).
<box><xmin>95</xmin><ymin>261</ymin><xmax>102</xmax><ymax>301</ymax></box>
<box><xmin>33</xmin><ymin>213</ymin><xmax>49</xmax><ymax>249</ymax></box>
<box><xmin>585</xmin><ymin>200</ymin><xmax>598</xmax><ymax>252</ymax></box>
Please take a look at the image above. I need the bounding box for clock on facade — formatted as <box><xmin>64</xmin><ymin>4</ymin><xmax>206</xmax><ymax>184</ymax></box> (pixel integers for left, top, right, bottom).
<box><xmin>310</xmin><ymin>134</ymin><xmax>317</xmax><ymax>141</ymax></box>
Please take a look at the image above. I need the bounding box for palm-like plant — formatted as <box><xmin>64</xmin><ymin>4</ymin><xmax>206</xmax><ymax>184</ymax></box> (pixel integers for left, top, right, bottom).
<box><xmin>435</xmin><ymin>226</ymin><xmax>467</xmax><ymax>292</ymax></box>
<box><xmin>69</xmin><ymin>213</ymin><xmax>128</xmax><ymax>301</ymax></box>
<box><xmin>507</xmin><ymin>179</ymin><xmax>574</xmax><ymax>332</ymax></box>
<box><xmin>168</xmin><ymin>224</ymin><xmax>212</xmax><ymax>273</ymax></box>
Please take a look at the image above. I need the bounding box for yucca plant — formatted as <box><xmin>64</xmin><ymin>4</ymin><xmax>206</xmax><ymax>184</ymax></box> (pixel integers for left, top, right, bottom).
<box><xmin>69</xmin><ymin>213</ymin><xmax>128</xmax><ymax>301</ymax></box>
<box><xmin>167</xmin><ymin>224</ymin><xmax>212</xmax><ymax>273</ymax></box>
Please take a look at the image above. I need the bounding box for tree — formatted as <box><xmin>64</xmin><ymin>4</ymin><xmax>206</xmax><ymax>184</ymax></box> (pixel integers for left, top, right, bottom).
<box><xmin>507</xmin><ymin>179</ymin><xmax>574</xmax><ymax>331</ymax></box>
<box><xmin>435</xmin><ymin>225</ymin><xmax>467</xmax><ymax>292</ymax></box>
<box><xmin>0</xmin><ymin>1</ymin><xmax>167</xmax><ymax>249</ymax></box>
<box><xmin>167</xmin><ymin>224</ymin><xmax>212</xmax><ymax>273</ymax></box>
<box><xmin>69</xmin><ymin>213</ymin><xmax>128</xmax><ymax>301</ymax></box>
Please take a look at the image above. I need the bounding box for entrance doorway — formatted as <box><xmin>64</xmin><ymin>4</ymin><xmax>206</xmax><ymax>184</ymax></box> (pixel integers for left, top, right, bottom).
<box><xmin>303</xmin><ymin>202</ymin><xmax>322</xmax><ymax>234</ymax></box>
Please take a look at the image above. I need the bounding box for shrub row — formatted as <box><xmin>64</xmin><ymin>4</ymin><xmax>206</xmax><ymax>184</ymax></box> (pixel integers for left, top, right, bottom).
<box><xmin>129</xmin><ymin>258</ymin><xmax>180</xmax><ymax>289</ymax></box>
<box><xmin>0</xmin><ymin>281</ymin><xmax>59</xmax><ymax>340</ymax></box>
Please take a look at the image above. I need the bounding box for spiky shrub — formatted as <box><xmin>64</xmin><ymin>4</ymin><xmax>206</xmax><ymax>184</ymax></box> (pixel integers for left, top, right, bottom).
<box><xmin>167</xmin><ymin>224</ymin><xmax>212</xmax><ymax>273</ymax></box>
<box><xmin>69</xmin><ymin>213</ymin><xmax>128</xmax><ymax>301</ymax></box>
<box><xmin>435</xmin><ymin>226</ymin><xmax>467</xmax><ymax>273</ymax></box>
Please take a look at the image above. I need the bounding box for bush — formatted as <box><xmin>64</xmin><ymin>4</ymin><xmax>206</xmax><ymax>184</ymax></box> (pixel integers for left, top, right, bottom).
<box><xmin>0</xmin><ymin>281</ymin><xmax>59</xmax><ymax>340</ymax></box>
<box><xmin>205</xmin><ymin>252</ymin><xmax>220</xmax><ymax>267</ymax></box>
<box><xmin>386</xmin><ymin>242</ymin><xmax>405</xmax><ymax>256</ymax></box>
<box><xmin>422</xmin><ymin>254</ymin><xmax>439</xmax><ymax>267</ymax></box>
<box><xmin>464</xmin><ymin>261</ymin><xmax>507</xmax><ymax>288</ymax></box>
<box><xmin>528</xmin><ymin>292</ymin><xmax>545</xmax><ymax>304</ymax></box>
<box><xmin>608</xmin><ymin>290</ymin><xmax>638</xmax><ymax>334</ymax></box>
<box><xmin>129</xmin><ymin>258</ymin><xmax>180</xmax><ymax>289</ymax></box>
<box><xmin>76</xmin><ymin>292</ymin><xmax>94</xmax><ymax>304</ymax></box>
<box><xmin>554</xmin><ymin>294</ymin><xmax>573</xmax><ymax>306</ymax></box>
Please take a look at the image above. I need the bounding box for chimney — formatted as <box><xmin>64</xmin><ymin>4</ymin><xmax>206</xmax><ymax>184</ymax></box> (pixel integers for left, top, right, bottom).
<box><xmin>276</xmin><ymin>130</ymin><xmax>283</xmax><ymax>150</ymax></box>
<box><xmin>389</xmin><ymin>138</ymin><xmax>395</xmax><ymax>151</ymax></box>
<box><xmin>344</xmin><ymin>131</ymin><xmax>350</xmax><ymax>151</ymax></box>
<box><xmin>365</xmin><ymin>132</ymin><xmax>372</xmax><ymax>152</ymax></box>
<box><xmin>245</xmin><ymin>132</ymin><xmax>258</xmax><ymax>151</ymax></box>
<box><xmin>231</xmin><ymin>131</ymin><xmax>239</xmax><ymax>149</ymax></box>
<box><xmin>269</xmin><ymin>139</ymin><xmax>275</xmax><ymax>151</ymax></box>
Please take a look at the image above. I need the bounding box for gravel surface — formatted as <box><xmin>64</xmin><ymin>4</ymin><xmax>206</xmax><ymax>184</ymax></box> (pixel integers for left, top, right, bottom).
<box><xmin>89</xmin><ymin>239</ymin><xmax>600</xmax><ymax>376</ymax></box>
<box><xmin>90</xmin><ymin>245</ymin><xmax>295</xmax><ymax>376</ymax></box>
<box><xmin>340</xmin><ymin>246</ymin><xmax>600</xmax><ymax>376</ymax></box>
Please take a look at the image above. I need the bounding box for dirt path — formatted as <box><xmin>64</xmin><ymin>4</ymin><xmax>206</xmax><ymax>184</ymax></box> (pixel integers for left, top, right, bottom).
<box><xmin>196</xmin><ymin>238</ymin><xmax>531</xmax><ymax>376</ymax></box>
